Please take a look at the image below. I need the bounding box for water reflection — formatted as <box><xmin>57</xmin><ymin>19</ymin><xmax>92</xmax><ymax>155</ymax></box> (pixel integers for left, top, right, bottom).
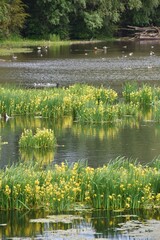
<box><xmin>0</xmin><ymin>209</ymin><xmax>159</xmax><ymax>239</ymax></box>
<box><xmin>1</xmin><ymin>113</ymin><xmax>160</xmax><ymax>168</ymax></box>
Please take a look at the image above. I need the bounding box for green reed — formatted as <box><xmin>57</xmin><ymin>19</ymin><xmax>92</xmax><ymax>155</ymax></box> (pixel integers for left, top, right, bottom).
<box><xmin>0</xmin><ymin>157</ymin><xmax>159</xmax><ymax>212</ymax></box>
<box><xmin>19</xmin><ymin>128</ymin><xmax>56</xmax><ymax>149</ymax></box>
<box><xmin>1</xmin><ymin>83</ymin><xmax>160</xmax><ymax>123</ymax></box>
<box><xmin>122</xmin><ymin>83</ymin><xmax>158</xmax><ymax>106</ymax></box>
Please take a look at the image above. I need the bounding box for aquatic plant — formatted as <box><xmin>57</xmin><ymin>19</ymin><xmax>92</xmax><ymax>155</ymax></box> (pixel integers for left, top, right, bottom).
<box><xmin>1</xmin><ymin>83</ymin><xmax>160</xmax><ymax>124</ymax></box>
<box><xmin>19</xmin><ymin>128</ymin><xmax>56</xmax><ymax>149</ymax></box>
<box><xmin>122</xmin><ymin>83</ymin><xmax>157</xmax><ymax>107</ymax></box>
<box><xmin>0</xmin><ymin>157</ymin><xmax>159</xmax><ymax>212</ymax></box>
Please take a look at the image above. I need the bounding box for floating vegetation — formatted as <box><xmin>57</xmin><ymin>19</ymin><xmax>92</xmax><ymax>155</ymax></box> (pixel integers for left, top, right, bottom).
<box><xmin>30</xmin><ymin>214</ymin><xmax>83</xmax><ymax>224</ymax></box>
<box><xmin>117</xmin><ymin>219</ymin><xmax>160</xmax><ymax>240</ymax></box>
<box><xmin>0</xmin><ymin>157</ymin><xmax>160</xmax><ymax>212</ymax></box>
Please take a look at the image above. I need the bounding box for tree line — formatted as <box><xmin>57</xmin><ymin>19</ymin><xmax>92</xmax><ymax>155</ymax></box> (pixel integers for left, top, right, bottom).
<box><xmin>0</xmin><ymin>0</ymin><xmax>160</xmax><ymax>40</ymax></box>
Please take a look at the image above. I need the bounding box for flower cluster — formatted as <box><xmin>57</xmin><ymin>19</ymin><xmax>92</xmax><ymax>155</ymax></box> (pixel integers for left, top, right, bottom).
<box><xmin>0</xmin><ymin>158</ymin><xmax>159</xmax><ymax>212</ymax></box>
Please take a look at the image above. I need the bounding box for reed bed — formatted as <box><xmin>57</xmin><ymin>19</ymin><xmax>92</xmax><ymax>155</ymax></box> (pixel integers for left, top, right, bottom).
<box><xmin>1</xmin><ymin>83</ymin><xmax>160</xmax><ymax>123</ymax></box>
<box><xmin>0</xmin><ymin>157</ymin><xmax>159</xmax><ymax>212</ymax></box>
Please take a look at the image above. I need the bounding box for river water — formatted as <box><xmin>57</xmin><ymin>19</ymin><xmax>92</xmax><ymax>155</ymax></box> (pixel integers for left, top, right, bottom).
<box><xmin>0</xmin><ymin>40</ymin><xmax>160</xmax><ymax>239</ymax></box>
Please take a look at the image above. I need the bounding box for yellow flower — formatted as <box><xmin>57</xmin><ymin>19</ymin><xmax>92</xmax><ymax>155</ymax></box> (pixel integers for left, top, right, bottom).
<box><xmin>35</xmin><ymin>179</ymin><xmax>39</xmax><ymax>185</ymax></box>
<box><xmin>125</xmin><ymin>203</ymin><xmax>130</xmax><ymax>209</ymax></box>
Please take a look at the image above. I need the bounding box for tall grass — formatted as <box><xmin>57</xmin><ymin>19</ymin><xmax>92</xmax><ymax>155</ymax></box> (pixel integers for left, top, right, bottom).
<box><xmin>1</xmin><ymin>83</ymin><xmax>160</xmax><ymax>123</ymax></box>
<box><xmin>0</xmin><ymin>157</ymin><xmax>159</xmax><ymax>212</ymax></box>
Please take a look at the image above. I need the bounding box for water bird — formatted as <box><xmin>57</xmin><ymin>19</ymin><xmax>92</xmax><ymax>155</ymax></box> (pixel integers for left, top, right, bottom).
<box><xmin>93</xmin><ymin>47</ymin><xmax>104</xmax><ymax>52</ymax></box>
<box><xmin>37</xmin><ymin>47</ymin><xmax>42</xmax><ymax>53</ymax></box>
<box><xmin>103</xmin><ymin>46</ymin><xmax>108</xmax><ymax>53</ymax></box>
<box><xmin>44</xmin><ymin>46</ymin><xmax>48</xmax><ymax>53</ymax></box>
<box><xmin>0</xmin><ymin>113</ymin><xmax>10</xmax><ymax>121</ymax></box>
<box><xmin>12</xmin><ymin>54</ymin><xmax>17</xmax><ymax>60</ymax></box>
<box><xmin>150</xmin><ymin>51</ymin><xmax>155</xmax><ymax>56</ymax></box>
<box><xmin>129</xmin><ymin>52</ymin><xmax>133</xmax><ymax>56</ymax></box>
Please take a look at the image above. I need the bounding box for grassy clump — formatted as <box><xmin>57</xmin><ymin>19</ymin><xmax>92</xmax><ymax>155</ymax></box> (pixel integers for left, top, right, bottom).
<box><xmin>0</xmin><ymin>157</ymin><xmax>160</xmax><ymax>212</ymax></box>
<box><xmin>19</xmin><ymin>128</ymin><xmax>56</xmax><ymax>149</ymax></box>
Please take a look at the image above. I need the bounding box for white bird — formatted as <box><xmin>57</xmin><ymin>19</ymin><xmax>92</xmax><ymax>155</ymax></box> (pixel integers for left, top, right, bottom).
<box><xmin>12</xmin><ymin>54</ymin><xmax>17</xmax><ymax>60</ymax></box>
<box><xmin>1</xmin><ymin>113</ymin><xmax>10</xmax><ymax>121</ymax></box>
<box><xmin>129</xmin><ymin>52</ymin><xmax>133</xmax><ymax>56</ymax></box>
<box><xmin>150</xmin><ymin>51</ymin><xmax>155</xmax><ymax>56</ymax></box>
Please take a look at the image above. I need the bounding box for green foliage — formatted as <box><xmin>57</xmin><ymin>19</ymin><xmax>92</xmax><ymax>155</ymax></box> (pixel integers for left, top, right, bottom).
<box><xmin>49</xmin><ymin>34</ymin><xmax>60</xmax><ymax>42</ymax></box>
<box><xmin>19</xmin><ymin>128</ymin><xmax>56</xmax><ymax>149</ymax></box>
<box><xmin>122</xmin><ymin>0</ymin><xmax>160</xmax><ymax>26</ymax></box>
<box><xmin>0</xmin><ymin>158</ymin><xmax>160</xmax><ymax>211</ymax></box>
<box><xmin>1</xmin><ymin>0</ymin><xmax>160</xmax><ymax>39</ymax></box>
<box><xmin>2</xmin><ymin>83</ymin><xmax>160</xmax><ymax>124</ymax></box>
<box><xmin>0</xmin><ymin>0</ymin><xmax>28</xmax><ymax>39</ymax></box>
<box><xmin>84</xmin><ymin>11</ymin><xmax>103</xmax><ymax>32</ymax></box>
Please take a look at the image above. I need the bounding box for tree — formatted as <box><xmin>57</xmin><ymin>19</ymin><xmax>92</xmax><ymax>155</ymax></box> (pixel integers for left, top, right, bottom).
<box><xmin>121</xmin><ymin>0</ymin><xmax>160</xmax><ymax>26</ymax></box>
<box><xmin>23</xmin><ymin>0</ymin><xmax>72</xmax><ymax>39</ymax></box>
<box><xmin>18</xmin><ymin>0</ymin><xmax>160</xmax><ymax>40</ymax></box>
<box><xmin>0</xmin><ymin>0</ymin><xmax>28</xmax><ymax>39</ymax></box>
<box><xmin>0</xmin><ymin>0</ymin><xmax>10</xmax><ymax>38</ymax></box>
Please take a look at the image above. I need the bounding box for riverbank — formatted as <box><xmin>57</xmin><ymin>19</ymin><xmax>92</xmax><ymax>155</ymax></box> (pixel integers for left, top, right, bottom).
<box><xmin>0</xmin><ymin>157</ymin><xmax>160</xmax><ymax>212</ymax></box>
<box><xmin>0</xmin><ymin>37</ymin><xmax>115</xmax><ymax>56</ymax></box>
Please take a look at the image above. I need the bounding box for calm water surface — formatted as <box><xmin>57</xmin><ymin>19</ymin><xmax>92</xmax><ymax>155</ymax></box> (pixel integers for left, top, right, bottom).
<box><xmin>0</xmin><ymin>208</ymin><xmax>159</xmax><ymax>239</ymax></box>
<box><xmin>1</xmin><ymin>40</ymin><xmax>160</xmax><ymax>239</ymax></box>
